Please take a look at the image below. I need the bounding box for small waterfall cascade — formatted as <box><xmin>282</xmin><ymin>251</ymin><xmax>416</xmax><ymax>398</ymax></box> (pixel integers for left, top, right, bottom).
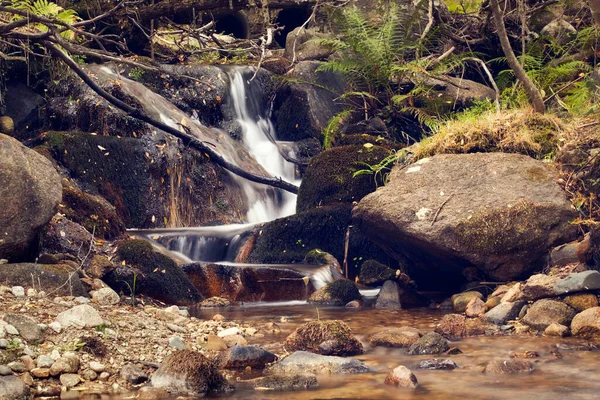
<box><xmin>141</xmin><ymin>66</ymin><xmax>300</xmax><ymax>263</ymax></box>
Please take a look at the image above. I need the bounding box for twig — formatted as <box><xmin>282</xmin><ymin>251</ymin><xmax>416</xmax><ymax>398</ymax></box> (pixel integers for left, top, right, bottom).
<box><xmin>417</xmin><ymin>0</ymin><xmax>434</xmax><ymax>58</ymax></box>
<box><xmin>290</xmin><ymin>0</ymin><xmax>319</xmax><ymax>66</ymax></box>
<box><xmin>465</xmin><ymin>57</ymin><xmax>501</xmax><ymax>112</ymax></box>
<box><xmin>431</xmin><ymin>194</ymin><xmax>454</xmax><ymax>226</ymax></box>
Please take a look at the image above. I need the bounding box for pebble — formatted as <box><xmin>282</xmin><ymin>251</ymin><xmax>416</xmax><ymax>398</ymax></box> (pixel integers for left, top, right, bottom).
<box><xmin>26</xmin><ymin>288</ymin><xmax>37</xmax><ymax>298</ymax></box>
<box><xmin>166</xmin><ymin>323</ymin><xmax>185</xmax><ymax>333</ymax></box>
<box><xmin>20</xmin><ymin>372</ymin><xmax>33</xmax><ymax>386</ymax></box>
<box><xmin>83</xmin><ymin>369</ymin><xmax>98</xmax><ymax>381</ymax></box>
<box><xmin>7</xmin><ymin>361</ymin><xmax>28</xmax><ymax>373</ymax></box>
<box><xmin>5</xmin><ymin>325</ymin><xmax>18</xmax><ymax>335</ymax></box>
<box><xmin>37</xmin><ymin>355</ymin><xmax>54</xmax><ymax>368</ymax></box>
<box><xmin>74</xmin><ymin>296</ymin><xmax>90</xmax><ymax>304</ymax></box>
<box><xmin>168</xmin><ymin>336</ymin><xmax>186</xmax><ymax>350</ymax></box>
<box><xmin>212</xmin><ymin>314</ymin><xmax>225</xmax><ymax>322</ymax></box>
<box><xmin>11</xmin><ymin>286</ymin><xmax>25</xmax><ymax>297</ymax></box>
<box><xmin>49</xmin><ymin>321</ymin><xmax>62</xmax><ymax>334</ymax></box>
<box><xmin>20</xmin><ymin>356</ymin><xmax>35</xmax><ymax>370</ymax></box>
<box><xmin>120</xmin><ymin>363</ymin><xmax>147</xmax><ymax>384</ymax></box>
<box><xmin>50</xmin><ymin>349</ymin><xmax>61</xmax><ymax>361</ymax></box>
<box><xmin>99</xmin><ymin>372</ymin><xmax>110</xmax><ymax>381</ymax></box>
<box><xmin>384</xmin><ymin>365</ymin><xmax>418</xmax><ymax>388</ymax></box>
<box><xmin>218</xmin><ymin>327</ymin><xmax>240</xmax><ymax>337</ymax></box>
<box><xmin>0</xmin><ymin>339</ymin><xmax>7</xmax><ymax>349</ymax></box>
<box><xmin>0</xmin><ymin>365</ymin><xmax>11</xmax><ymax>375</ymax></box>
<box><xmin>60</xmin><ymin>373</ymin><xmax>81</xmax><ymax>388</ymax></box>
<box><xmin>30</xmin><ymin>368</ymin><xmax>51</xmax><ymax>378</ymax></box>
<box><xmin>89</xmin><ymin>361</ymin><xmax>106</xmax><ymax>373</ymax></box>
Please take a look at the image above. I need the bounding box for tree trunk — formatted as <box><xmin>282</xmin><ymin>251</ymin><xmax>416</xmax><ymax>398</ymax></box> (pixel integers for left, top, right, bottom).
<box><xmin>489</xmin><ymin>0</ymin><xmax>545</xmax><ymax>113</ymax></box>
<box><xmin>589</xmin><ymin>0</ymin><xmax>600</xmax><ymax>25</ymax></box>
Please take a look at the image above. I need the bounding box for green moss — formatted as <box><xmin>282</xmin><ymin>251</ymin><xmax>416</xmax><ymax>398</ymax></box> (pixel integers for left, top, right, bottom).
<box><xmin>358</xmin><ymin>259</ymin><xmax>396</xmax><ymax>285</ymax></box>
<box><xmin>284</xmin><ymin>320</ymin><xmax>363</xmax><ymax>356</ymax></box>
<box><xmin>297</xmin><ymin>145</ymin><xmax>392</xmax><ymax>212</ymax></box>
<box><xmin>454</xmin><ymin>201</ymin><xmax>574</xmax><ymax>256</ymax></box>
<box><xmin>304</xmin><ymin>249</ymin><xmax>330</xmax><ymax>265</ymax></box>
<box><xmin>110</xmin><ymin>239</ymin><xmax>202</xmax><ymax>305</ymax></box>
<box><xmin>323</xmin><ymin>279</ymin><xmax>362</xmax><ymax>304</ymax></box>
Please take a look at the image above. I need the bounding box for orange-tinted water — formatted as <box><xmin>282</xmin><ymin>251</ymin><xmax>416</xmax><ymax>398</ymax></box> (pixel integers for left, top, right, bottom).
<box><xmin>82</xmin><ymin>304</ymin><xmax>600</xmax><ymax>400</ymax></box>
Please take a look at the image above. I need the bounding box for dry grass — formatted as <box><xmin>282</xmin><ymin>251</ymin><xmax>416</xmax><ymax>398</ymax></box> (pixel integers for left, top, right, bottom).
<box><xmin>413</xmin><ymin>108</ymin><xmax>571</xmax><ymax>160</ymax></box>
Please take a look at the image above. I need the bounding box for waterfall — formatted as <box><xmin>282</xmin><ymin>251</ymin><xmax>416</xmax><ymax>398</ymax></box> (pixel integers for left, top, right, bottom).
<box><xmin>227</xmin><ymin>68</ymin><xmax>299</xmax><ymax>223</ymax></box>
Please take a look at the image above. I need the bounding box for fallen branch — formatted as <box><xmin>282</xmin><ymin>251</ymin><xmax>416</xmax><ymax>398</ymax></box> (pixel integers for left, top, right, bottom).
<box><xmin>45</xmin><ymin>41</ymin><xmax>299</xmax><ymax>194</ymax></box>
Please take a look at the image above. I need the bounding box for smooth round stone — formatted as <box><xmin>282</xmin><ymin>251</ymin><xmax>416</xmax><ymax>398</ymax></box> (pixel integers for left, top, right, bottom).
<box><xmin>89</xmin><ymin>362</ymin><xmax>105</xmax><ymax>373</ymax></box>
<box><xmin>59</xmin><ymin>373</ymin><xmax>81</xmax><ymax>388</ymax></box>
<box><xmin>0</xmin><ymin>365</ymin><xmax>12</xmax><ymax>376</ymax></box>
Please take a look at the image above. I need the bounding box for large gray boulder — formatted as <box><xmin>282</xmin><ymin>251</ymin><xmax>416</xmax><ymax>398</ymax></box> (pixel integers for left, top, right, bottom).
<box><xmin>353</xmin><ymin>153</ymin><xmax>577</xmax><ymax>286</ymax></box>
<box><xmin>0</xmin><ymin>134</ymin><xmax>62</xmax><ymax>261</ymax></box>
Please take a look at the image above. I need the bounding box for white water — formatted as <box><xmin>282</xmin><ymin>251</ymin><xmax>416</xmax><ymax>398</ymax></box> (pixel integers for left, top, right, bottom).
<box><xmin>228</xmin><ymin>68</ymin><xmax>300</xmax><ymax>223</ymax></box>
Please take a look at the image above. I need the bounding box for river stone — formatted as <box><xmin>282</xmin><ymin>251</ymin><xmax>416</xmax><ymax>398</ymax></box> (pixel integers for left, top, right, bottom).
<box><xmin>501</xmin><ymin>283</ymin><xmax>524</xmax><ymax>303</ymax></box>
<box><xmin>554</xmin><ymin>271</ymin><xmax>600</xmax><ymax>295</ymax></box>
<box><xmin>59</xmin><ymin>373</ymin><xmax>81</xmax><ymax>389</ymax></box>
<box><xmin>36</xmin><ymin>355</ymin><xmax>54</xmax><ymax>369</ymax></box>
<box><xmin>7</xmin><ymin>362</ymin><xmax>27</xmax><ymax>373</ymax></box>
<box><xmin>0</xmin><ymin>134</ymin><xmax>62</xmax><ymax>261</ymax></box>
<box><xmin>0</xmin><ymin>375</ymin><xmax>29</xmax><ymax>400</ymax></box>
<box><xmin>308</xmin><ymin>279</ymin><xmax>362</xmax><ymax>306</ymax></box>
<box><xmin>521</xmin><ymin>274</ymin><xmax>560</xmax><ymax>300</ymax></box>
<box><xmin>407</xmin><ymin>332</ymin><xmax>449</xmax><ymax>355</ymax></box>
<box><xmin>89</xmin><ymin>362</ymin><xmax>105</xmax><ymax>373</ymax></box>
<box><xmin>451</xmin><ymin>291</ymin><xmax>483</xmax><ymax>313</ymax></box>
<box><xmin>522</xmin><ymin>299</ymin><xmax>576</xmax><ymax>331</ymax></box>
<box><xmin>284</xmin><ymin>320</ymin><xmax>363</xmax><ymax>356</ymax></box>
<box><xmin>91</xmin><ymin>287</ymin><xmax>120</xmax><ymax>305</ymax></box>
<box><xmin>384</xmin><ymin>365</ymin><xmax>418</xmax><ymax>389</ymax></box>
<box><xmin>217</xmin><ymin>345</ymin><xmax>277</xmax><ymax>369</ymax></box>
<box><xmin>0</xmin><ymin>365</ymin><xmax>11</xmax><ymax>375</ymax></box>
<box><xmin>375</xmin><ymin>280</ymin><xmax>401</xmax><ymax>309</ymax></box>
<box><xmin>49</xmin><ymin>353</ymin><xmax>80</xmax><ymax>376</ymax></box>
<box><xmin>353</xmin><ymin>153</ymin><xmax>577</xmax><ymax>286</ymax></box>
<box><xmin>151</xmin><ymin>350</ymin><xmax>231</xmax><ymax>396</ymax></box>
<box><xmin>269</xmin><ymin>351</ymin><xmax>369</xmax><ymax>375</ymax></box>
<box><xmin>30</xmin><ymin>368</ymin><xmax>50</xmax><ymax>378</ymax></box>
<box><xmin>368</xmin><ymin>327</ymin><xmax>421</xmax><ymax>348</ymax></box>
<box><xmin>253</xmin><ymin>374</ymin><xmax>318</xmax><ymax>391</ymax></box>
<box><xmin>168</xmin><ymin>336</ymin><xmax>186</xmax><ymax>350</ymax></box>
<box><xmin>545</xmin><ymin>322</ymin><xmax>569</xmax><ymax>337</ymax></box>
<box><xmin>484</xmin><ymin>359</ymin><xmax>534</xmax><ymax>374</ymax></box>
<box><xmin>120</xmin><ymin>363</ymin><xmax>148</xmax><ymax>384</ymax></box>
<box><xmin>563</xmin><ymin>293</ymin><xmax>599</xmax><ymax>312</ymax></box>
<box><xmin>571</xmin><ymin>307</ymin><xmax>600</xmax><ymax>338</ymax></box>
<box><xmin>56</xmin><ymin>304</ymin><xmax>104</xmax><ymax>328</ymax></box>
<box><xmin>484</xmin><ymin>301</ymin><xmax>526</xmax><ymax>325</ymax></box>
<box><xmin>10</xmin><ymin>287</ymin><xmax>24</xmax><ymax>298</ymax></box>
<box><xmin>3</xmin><ymin>315</ymin><xmax>42</xmax><ymax>342</ymax></box>
<box><xmin>417</xmin><ymin>359</ymin><xmax>458</xmax><ymax>370</ymax></box>
<box><xmin>465</xmin><ymin>298</ymin><xmax>486</xmax><ymax>317</ymax></box>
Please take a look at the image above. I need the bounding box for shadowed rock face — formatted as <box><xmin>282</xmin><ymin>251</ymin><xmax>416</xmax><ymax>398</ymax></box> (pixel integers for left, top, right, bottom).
<box><xmin>0</xmin><ymin>134</ymin><xmax>62</xmax><ymax>261</ymax></box>
<box><xmin>353</xmin><ymin>153</ymin><xmax>578</xmax><ymax>288</ymax></box>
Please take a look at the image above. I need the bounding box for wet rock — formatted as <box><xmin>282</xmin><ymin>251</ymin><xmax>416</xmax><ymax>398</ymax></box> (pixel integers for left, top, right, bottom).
<box><xmin>269</xmin><ymin>351</ymin><xmax>369</xmax><ymax>375</ymax></box>
<box><xmin>522</xmin><ymin>299</ymin><xmax>576</xmax><ymax>331</ymax></box>
<box><xmin>353</xmin><ymin>153</ymin><xmax>577</xmax><ymax>286</ymax></box>
<box><xmin>417</xmin><ymin>359</ymin><xmax>458</xmax><ymax>370</ymax></box>
<box><xmin>91</xmin><ymin>287</ymin><xmax>120</xmax><ymax>306</ymax></box>
<box><xmin>545</xmin><ymin>323</ymin><xmax>569</xmax><ymax>337</ymax></box>
<box><xmin>217</xmin><ymin>345</ymin><xmax>277</xmax><ymax>369</ymax></box>
<box><xmin>484</xmin><ymin>301</ymin><xmax>526</xmax><ymax>325</ymax></box>
<box><xmin>451</xmin><ymin>291</ymin><xmax>483</xmax><ymax>313</ymax></box>
<box><xmin>465</xmin><ymin>297</ymin><xmax>486</xmax><ymax>317</ymax></box>
<box><xmin>407</xmin><ymin>332</ymin><xmax>449</xmax><ymax>355</ymax></box>
<box><xmin>0</xmin><ymin>134</ymin><xmax>62</xmax><ymax>261</ymax></box>
<box><xmin>199</xmin><ymin>297</ymin><xmax>232</xmax><ymax>308</ymax></box>
<box><xmin>484</xmin><ymin>359</ymin><xmax>534</xmax><ymax>374</ymax></box>
<box><xmin>0</xmin><ymin>264</ymin><xmax>87</xmax><ymax>297</ymax></box>
<box><xmin>120</xmin><ymin>363</ymin><xmax>148</xmax><ymax>384</ymax></box>
<box><xmin>297</xmin><ymin>145</ymin><xmax>392</xmax><ymax>212</ymax></box>
<box><xmin>59</xmin><ymin>373</ymin><xmax>81</xmax><ymax>389</ymax></box>
<box><xmin>106</xmin><ymin>240</ymin><xmax>202</xmax><ymax>306</ymax></box>
<box><xmin>520</xmin><ymin>274</ymin><xmax>560</xmax><ymax>300</ymax></box>
<box><xmin>384</xmin><ymin>366</ymin><xmax>418</xmax><ymax>389</ymax></box>
<box><xmin>571</xmin><ymin>307</ymin><xmax>600</xmax><ymax>338</ymax></box>
<box><xmin>308</xmin><ymin>279</ymin><xmax>362</xmax><ymax>307</ymax></box>
<box><xmin>136</xmin><ymin>387</ymin><xmax>170</xmax><ymax>400</ymax></box>
<box><xmin>358</xmin><ymin>259</ymin><xmax>397</xmax><ymax>286</ymax></box>
<box><xmin>368</xmin><ymin>327</ymin><xmax>421</xmax><ymax>348</ymax></box>
<box><xmin>151</xmin><ymin>350</ymin><xmax>231</xmax><ymax>396</ymax></box>
<box><xmin>345</xmin><ymin>300</ymin><xmax>363</xmax><ymax>308</ymax></box>
<box><xmin>3</xmin><ymin>315</ymin><xmax>42</xmax><ymax>342</ymax></box>
<box><xmin>284</xmin><ymin>320</ymin><xmax>363</xmax><ymax>356</ymax></box>
<box><xmin>563</xmin><ymin>293</ymin><xmax>599</xmax><ymax>312</ymax></box>
<box><xmin>49</xmin><ymin>353</ymin><xmax>79</xmax><ymax>376</ymax></box>
<box><xmin>509</xmin><ymin>351</ymin><xmax>539</xmax><ymax>359</ymax></box>
<box><xmin>0</xmin><ymin>375</ymin><xmax>29</xmax><ymax>400</ymax></box>
<box><xmin>435</xmin><ymin>314</ymin><xmax>487</xmax><ymax>338</ymax></box>
<box><xmin>253</xmin><ymin>374</ymin><xmax>318</xmax><ymax>391</ymax></box>
<box><xmin>554</xmin><ymin>271</ymin><xmax>600</xmax><ymax>295</ymax></box>
<box><xmin>56</xmin><ymin>304</ymin><xmax>104</xmax><ymax>328</ymax></box>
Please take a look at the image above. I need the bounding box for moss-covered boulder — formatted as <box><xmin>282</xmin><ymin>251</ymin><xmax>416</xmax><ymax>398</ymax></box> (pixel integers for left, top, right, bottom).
<box><xmin>308</xmin><ymin>279</ymin><xmax>362</xmax><ymax>306</ymax></box>
<box><xmin>297</xmin><ymin>144</ymin><xmax>391</xmax><ymax>213</ymax></box>
<box><xmin>353</xmin><ymin>153</ymin><xmax>578</xmax><ymax>288</ymax></box>
<box><xmin>248</xmin><ymin>204</ymin><xmax>396</xmax><ymax>279</ymax></box>
<box><xmin>358</xmin><ymin>259</ymin><xmax>396</xmax><ymax>286</ymax></box>
<box><xmin>104</xmin><ymin>239</ymin><xmax>201</xmax><ymax>305</ymax></box>
<box><xmin>284</xmin><ymin>320</ymin><xmax>363</xmax><ymax>356</ymax></box>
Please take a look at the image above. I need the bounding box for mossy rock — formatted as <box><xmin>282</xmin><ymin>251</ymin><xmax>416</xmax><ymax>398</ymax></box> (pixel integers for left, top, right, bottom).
<box><xmin>247</xmin><ymin>204</ymin><xmax>396</xmax><ymax>279</ymax></box>
<box><xmin>60</xmin><ymin>183</ymin><xmax>126</xmax><ymax>240</ymax></box>
<box><xmin>284</xmin><ymin>320</ymin><xmax>364</xmax><ymax>356</ymax></box>
<box><xmin>358</xmin><ymin>259</ymin><xmax>396</xmax><ymax>286</ymax></box>
<box><xmin>308</xmin><ymin>279</ymin><xmax>362</xmax><ymax>306</ymax></box>
<box><xmin>104</xmin><ymin>239</ymin><xmax>202</xmax><ymax>305</ymax></box>
<box><xmin>297</xmin><ymin>144</ymin><xmax>392</xmax><ymax>213</ymax></box>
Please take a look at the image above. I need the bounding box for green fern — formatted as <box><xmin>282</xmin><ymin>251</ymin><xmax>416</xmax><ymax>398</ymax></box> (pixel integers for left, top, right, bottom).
<box><xmin>10</xmin><ymin>0</ymin><xmax>80</xmax><ymax>39</ymax></box>
<box><xmin>322</xmin><ymin>110</ymin><xmax>352</xmax><ymax>150</ymax></box>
